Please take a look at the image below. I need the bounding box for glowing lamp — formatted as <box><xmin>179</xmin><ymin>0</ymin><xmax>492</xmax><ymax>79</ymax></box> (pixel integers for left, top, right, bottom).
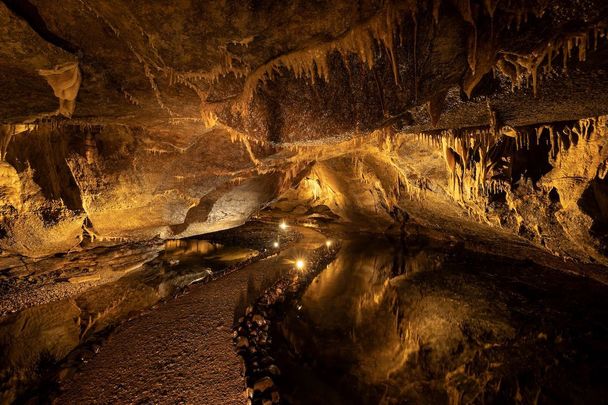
<box><xmin>325</xmin><ymin>240</ymin><xmax>332</xmax><ymax>247</ymax></box>
<box><xmin>295</xmin><ymin>259</ymin><xmax>305</xmax><ymax>270</ymax></box>
<box><xmin>279</xmin><ymin>221</ymin><xmax>288</xmax><ymax>230</ymax></box>
<box><xmin>273</xmin><ymin>241</ymin><xmax>279</xmax><ymax>248</ymax></box>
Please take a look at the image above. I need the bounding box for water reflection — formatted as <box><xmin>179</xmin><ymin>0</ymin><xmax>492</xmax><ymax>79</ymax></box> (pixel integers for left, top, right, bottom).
<box><xmin>162</xmin><ymin>239</ymin><xmax>258</xmax><ymax>269</ymax></box>
<box><xmin>276</xmin><ymin>236</ymin><xmax>608</xmax><ymax>404</ymax></box>
<box><xmin>164</xmin><ymin>239</ymin><xmax>220</xmax><ymax>255</ymax></box>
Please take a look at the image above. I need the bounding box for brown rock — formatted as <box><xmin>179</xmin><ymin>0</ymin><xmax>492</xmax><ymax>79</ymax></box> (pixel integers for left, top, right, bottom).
<box><xmin>253</xmin><ymin>376</ymin><xmax>274</xmax><ymax>393</ymax></box>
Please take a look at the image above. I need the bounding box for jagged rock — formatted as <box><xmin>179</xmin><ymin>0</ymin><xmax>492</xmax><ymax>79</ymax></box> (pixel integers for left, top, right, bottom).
<box><xmin>1</xmin><ymin>2</ymin><xmax>607</xmax><ymax>403</ymax></box>
<box><xmin>252</xmin><ymin>314</ymin><xmax>266</xmax><ymax>325</ymax></box>
<box><xmin>0</xmin><ymin>0</ymin><xmax>604</xmax><ymax>264</ymax></box>
<box><xmin>253</xmin><ymin>376</ymin><xmax>274</xmax><ymax>393</ymax></box>
<box><xmin>267</xmin><ymin>365</ymin><xmax>281</xmax><ymax>376</ymax></box>
<box><xmin>235</xmin><ymin>336</ymin><xmax>249</xmax><ymax>350</ymax></box>
<box><xmin>260</xmin><ymin>357</ymin><xmax>275</xmax><ymax>368</ymax></box>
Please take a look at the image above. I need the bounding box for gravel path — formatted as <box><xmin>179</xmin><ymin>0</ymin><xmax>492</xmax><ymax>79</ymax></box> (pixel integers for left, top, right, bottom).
<box><xmin>58</xmin><ymin>227</ymin><xmax>325</xmax><ymax>404</ymax></box>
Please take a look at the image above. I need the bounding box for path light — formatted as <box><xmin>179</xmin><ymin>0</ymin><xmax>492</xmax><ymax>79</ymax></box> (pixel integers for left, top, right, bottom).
<box><xmin>279</xmin><ymin>221</ymin><xmax>288</xmax><ymax>230</ymax></box>
<box><xmin>295</xmin><ymin>259</ymin><xmax>305</xmax><ymax>270</ymax></box>
<box><xmin>325</xmin><ymin>240</ymin><xmax>332</xmax><ymax>248</ymax></box>
<box><xmin>273</xmin><ymin>241</ymin><xmax>279</xmax><ymax>248</ymax></box>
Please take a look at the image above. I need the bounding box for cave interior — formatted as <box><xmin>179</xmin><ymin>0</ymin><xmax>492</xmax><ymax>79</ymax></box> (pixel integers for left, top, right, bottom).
<box><xmin>1</xmin><ymin>0</ymin><xmax>608</xmax><ymax>404</ymax></box>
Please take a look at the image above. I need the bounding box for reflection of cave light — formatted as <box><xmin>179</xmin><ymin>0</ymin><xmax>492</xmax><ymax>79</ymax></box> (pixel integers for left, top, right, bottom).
<box><xmin>273</xmin><ymin>241</ymin><xmax>279</xmax><ymax>248</ymax></box>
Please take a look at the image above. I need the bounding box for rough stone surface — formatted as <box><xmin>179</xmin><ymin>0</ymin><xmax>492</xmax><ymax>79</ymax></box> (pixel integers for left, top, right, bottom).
<box><xmin>55</xmin><ymin>227</ymin><xmax>325</xmax><ymax>404</ymax></box>
<box><xmin>1</xmin><ymin>0</ymin><xmax>608</xmax><ymax>265</ymax></box>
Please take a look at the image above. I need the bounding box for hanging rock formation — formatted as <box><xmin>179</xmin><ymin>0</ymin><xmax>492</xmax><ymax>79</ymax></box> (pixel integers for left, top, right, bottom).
<box><xmin>0</xmin><ymin>0</ymin><xmax>607</xmax><ymax>266</ymax></box>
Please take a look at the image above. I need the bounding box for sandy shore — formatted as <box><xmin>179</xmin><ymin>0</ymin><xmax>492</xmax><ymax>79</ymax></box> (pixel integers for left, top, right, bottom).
<box><xmin>57</xmin><ymin>227</ymin><xmax>325</xmax><ymax>404</ymax></box>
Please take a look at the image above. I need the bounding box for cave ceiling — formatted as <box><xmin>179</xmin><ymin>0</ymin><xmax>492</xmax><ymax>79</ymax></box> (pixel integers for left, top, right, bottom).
<box><xmin>2</xmin><ymin>0</ymin><xmax>607</xmax><ymax>136</ymax></box>
<box><xmin>1</xmin><ymin>0</ymin><xmax>608</xmax><ymax>264</ymax></box>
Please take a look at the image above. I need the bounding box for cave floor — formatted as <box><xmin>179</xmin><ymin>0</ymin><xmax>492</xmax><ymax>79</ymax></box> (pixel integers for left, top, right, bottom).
<box><xmin>2</xmin><ymin>218</ymin><xmax>607</xmax><ymax>404</ymax></box>
<box><xmin>56</xmin><ymin>226</ymin><xmax>325</xmax><ymax>404</ymax></box>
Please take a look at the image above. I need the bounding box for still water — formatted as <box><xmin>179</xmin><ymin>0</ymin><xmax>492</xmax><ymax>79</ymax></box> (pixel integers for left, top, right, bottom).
<box><xmin>273</xmin><ymin>236</ymin><xmax>608</xmax><ymax>404</ymax></box>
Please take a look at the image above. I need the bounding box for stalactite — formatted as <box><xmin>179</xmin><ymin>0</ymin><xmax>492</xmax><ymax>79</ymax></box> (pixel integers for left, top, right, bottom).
<box><xmin>497</xmin><ymin>25</ymin><xmax>605</xmax><ymax>96</ymax></box>
<box><xmin>143</xmin><ymin>62</ymin><xmax>177</xmax><ymax>117</ymax></box>
<box><xmin>84</xmin><ymin>132</ymin><xmax>96</xmax><ymax>164</ymax></box>
<box><xmin>201</xmin><ymin>111</ymin><xmax>218</xmax><ymax>129</ymax></box>
<box><xmin>432</xmin><ymin>124</ymin><xmax>509</xmax><ymax>202</ymax></box>
<box><xmin>598</xmin><ymin>159</ymin><xmax>608</xmax><ymax>180</ymax></box>
<box><xmin>171</xmin><ymin>46</ymin><xmax>250</xmax><ymax>86</ymax></box>
<box><xmin>438</xmin><ymin>116</ymin><xmax>606</xmax><ymax>208</ymax></box>
<box><xmin>0</xmin><ymin>126</ymin><xmax>12</xmax><ymax>161</ymax></box>
<box><xmin>452</xmin><ymin>0</ymin><xmax>478</xmax><ymax>74</ymax></box>
<box><xmin>38</xmin><ymin>62</ymin><xmax>82</xmax><ymax>118</ymax></box>
<box><xmin>428</xmin><ymin>90</ymin><xmax>449</xmax><ymax>127</ymax></box>
<box><xmin>432</xmin><ymin>0</ymin><xmax>442</xmax><ymax>24</ymax></box>
<box><xmin>548</xmin><ymin>117</ymin><xmax>606</xmax><ymax>169</ymax></box>
<box><xmin>221</xmin><ymin>125</ymin><xmax>263</xmax><ymax>166</ymax></box>
<box><xmin>234</xmin><ymin>1</ymin><xmax>414</xmax><ymax>113</ymax></box>
<box><xmin>122</xmin><ymin>89</ymin><xmax>140</xmax><ymax>106</ymax></box>
<box><xmin>143</xmin><ymin>147</ymin><xmax>170</xmax><ymax>155</ymax></box>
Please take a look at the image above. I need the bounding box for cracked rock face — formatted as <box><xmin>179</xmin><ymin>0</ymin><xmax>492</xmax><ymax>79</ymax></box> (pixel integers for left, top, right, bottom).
<box><xmin>0</xmin><ymin>0</ymin><xmax>608</xmax><ymax>264</ymax></box>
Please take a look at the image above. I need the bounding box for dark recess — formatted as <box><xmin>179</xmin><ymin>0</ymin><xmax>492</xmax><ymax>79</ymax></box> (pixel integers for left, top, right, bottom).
<box><xmin>2</xmin><ymin>0</ymin><xmax>79</xmax><ymax>54</ymax></box>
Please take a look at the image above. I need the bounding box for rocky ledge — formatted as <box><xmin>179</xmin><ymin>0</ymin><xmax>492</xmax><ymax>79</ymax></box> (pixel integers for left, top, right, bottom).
<box><xmin>233</xmin><ymin>243</ymin><xmax>339</xmax><ymax>405</ymax></box>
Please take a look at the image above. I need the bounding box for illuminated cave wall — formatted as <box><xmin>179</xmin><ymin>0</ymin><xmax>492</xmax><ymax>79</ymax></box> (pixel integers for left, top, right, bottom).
<box><xmin>0</xmin><ymin>0</ymin><xmax>608</xmax><ymax>262</ymax></box>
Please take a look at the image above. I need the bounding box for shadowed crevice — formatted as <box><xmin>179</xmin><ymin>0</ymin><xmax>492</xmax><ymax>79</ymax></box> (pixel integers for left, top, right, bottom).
<box><xmin>2</xmin><ymin>0</ymin><xmax>79</xmax><ymax>54</ymax></box>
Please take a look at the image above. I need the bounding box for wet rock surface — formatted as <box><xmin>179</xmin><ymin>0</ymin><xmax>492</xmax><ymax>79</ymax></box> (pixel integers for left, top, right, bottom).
<box><xmin>0</xmin><ymin>240</ymin><xmax>163</xmax><ymax>316</ymax></box>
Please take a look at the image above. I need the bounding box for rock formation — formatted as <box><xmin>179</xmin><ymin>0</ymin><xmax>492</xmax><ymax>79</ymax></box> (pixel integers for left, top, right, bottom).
<box><xmin>1</xmin><ymin>0</ymin><xmax>607</xmax><ymax>265</ymax></box>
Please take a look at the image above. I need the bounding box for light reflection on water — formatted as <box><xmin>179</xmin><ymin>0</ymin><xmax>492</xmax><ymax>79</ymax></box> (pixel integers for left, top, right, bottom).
<box><xmin>276</xmin><ymin>236</ymin><xmax>608</xmax><ymax>405</ymax></box>
<box><xmin>164</xmin><ymin>239</ymin><xmax>220</xmax><ymax>255</ymax></box>
<box><xmin>162</xmin><ymin>239</ymin><xmax>258</xmax><ymax>268</ymax></box>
